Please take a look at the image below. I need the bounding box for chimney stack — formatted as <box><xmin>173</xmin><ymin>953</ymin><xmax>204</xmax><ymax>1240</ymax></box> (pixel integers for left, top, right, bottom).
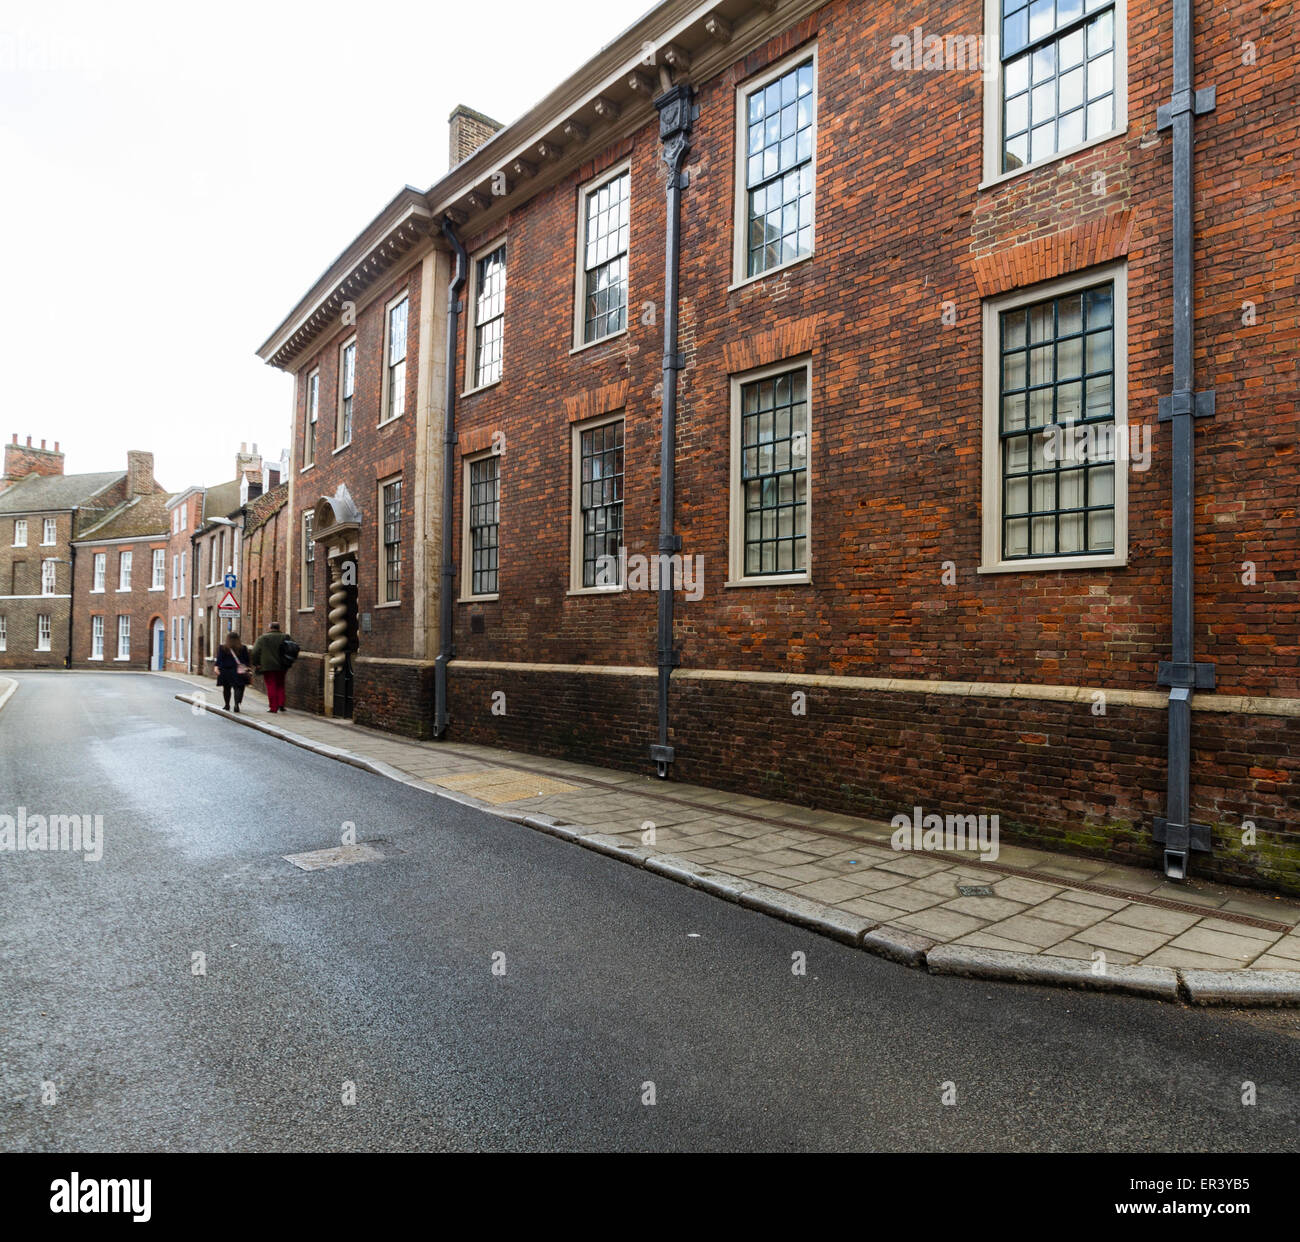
<box><xmin>3</xmin><ymin>434</ymin><xmax>66</xmax><ymax>488</ymax></box>
<box><xmin>448</xmin><ymin>104</ymin><xmax>504</xmax><ymax>167</ymax></box>
<box><xmin>126</xmin><ymin>450</ymin><xmax>154</xmax><ymax>497</ymax></box>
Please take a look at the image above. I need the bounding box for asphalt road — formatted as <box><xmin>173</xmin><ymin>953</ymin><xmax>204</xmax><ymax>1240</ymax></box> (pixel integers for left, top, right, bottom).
<box><xmin>1</xmin><ymin>671</ymin><xmax>1297</xmax><ymax>1153</ymax></box>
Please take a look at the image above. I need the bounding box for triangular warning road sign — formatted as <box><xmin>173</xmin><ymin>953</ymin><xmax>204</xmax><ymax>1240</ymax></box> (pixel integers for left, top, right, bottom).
<box><xmin>217</xmin><ymin>590</ymin><xmax>240</xmax><ymax>610</ymax></box>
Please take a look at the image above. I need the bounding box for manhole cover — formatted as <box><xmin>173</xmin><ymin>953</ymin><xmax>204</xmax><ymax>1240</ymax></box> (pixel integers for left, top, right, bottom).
<box><xmin>957</xmin><ymin>884</ymin><xmax>995</xmax><ymax>897</ymax></box>
<box><xmin>283</xmin><ymin>843</ymin><xmax>384</xmax><ymax>871</ymax></box>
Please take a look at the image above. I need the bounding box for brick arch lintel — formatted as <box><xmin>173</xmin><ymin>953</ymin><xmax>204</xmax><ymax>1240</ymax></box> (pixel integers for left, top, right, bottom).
<box><xmin>971</xmin><ymin>210</ymin><xmax>1135</xmax><ymax>299</ymax></box>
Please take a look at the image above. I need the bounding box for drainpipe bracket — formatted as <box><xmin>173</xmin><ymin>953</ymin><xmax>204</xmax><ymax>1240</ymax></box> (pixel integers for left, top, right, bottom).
<box><xmin>663</xmin><ymin>352</ymin><xmax>686</xmax><ymax>371</ymax></box>
<box><xmin>1156</xmin><ymin>85</ymin><xmax>1216</xmax><ymax>131</ymax></box>
<box><xmin>657</xmin><ymin>647</ymin><xmax>682</xmax><ymax>669</ymax></box>
<box><xmin>1158</xmin><ymin>389</ymin><xmax>1215</xmax><ymax>421</ymax></box>
<box><xmin>1158</xmin><ymin>660</ymin><xmax>1216</xmax><ymax>690</ymax></box>
<box><xmin>1153</xmin><ymin>818</ymin><xmax>1212</xmax><ymax>852</ymax></box>
<box><xmin>658</xmin><ymin>534</ymin><xmax>682</xmax><ymax>553</ymax></box>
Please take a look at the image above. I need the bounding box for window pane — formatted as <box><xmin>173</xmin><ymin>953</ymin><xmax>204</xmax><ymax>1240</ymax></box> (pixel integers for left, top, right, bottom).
<box><xmin>745</xmin><ymin>58</ymin><xmax>815</xmax><ymax>277</ymax></box>
<box><xmin>998</xmin><ymin>281</ymin><xmax>1117</xmax><ymax>560</ymax></box>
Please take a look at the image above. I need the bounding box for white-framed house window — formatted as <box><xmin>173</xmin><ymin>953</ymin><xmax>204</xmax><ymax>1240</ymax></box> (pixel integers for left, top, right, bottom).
<box><xmin>982</xmin><ymin>0</ymin><xmax>1126</xmax><ymax>184</ymax></box>
<box><xmin>172</xmin><ymin>553</ymin><xmax>179</xmax><ymax>598</ymax></box>
<box><xmin>118</xmin><ymin>550</ymin><xmax>132</xmax><ymax>591</ymax></box>
<box><xmin>569</xmin><ymin>414</ymin><xmax>625</xmax><ymax>593</ymax></box>
<box><xmin>728</xmin><ymin>357</ymin><xmax>813</xmax><ymax>586</ymax></box>
<box><xmin>379</xmin><ymin>476</ymin><xmax>402</xmax><ymax>606</ymax></box>
<box><xmin>116</xmin><ymin>614</ymin><xmax>130</xmax><ymax>660</ymax></box>
<box><xmin>42</xmin><ymin>517</ymin><xmax>56</xmax><ymax>545</ymax></box>
<box><xmin>92</xmin><ymin>552</ymin><xmax>106</xmax><ymax>592</ymax></box>
<box><xmin>304</xmin><ymin>368</ymin><xmax>319</xmax><ymax>468</ymax></box>
<box><xmin>733</xmin><ymin>46</ymin><xmax>817</xmax><ymax>286</ymax></box>
<box><xmin>179</xmin><ymin>616</ymin><xmax>187</xmax><ymax>663</ymax></box>
<box><xmin>461</xmin><ymin>450</ymin><xmax>500</xmax><ymax>600</ymax></box>
<box><xmin>979</xmin><ymin>261</ymin><xmax>1128</xmax><ymax>572</ymax></box>
<box><xmin>36</xmin><ymin>613</ymin><xmax>51</xmax><ymax>651</ymax></box>
<box><xmin>91</xmin><ymin>615</ymin><xmax>104</xmax><ymax>660</ymax></box>
<box><xmin>573</xmin><ymin>163</ymin><xmax>630</xmax><ymax>349</ymax></box>
<box><xmin>12</xmin><ymin>519</ymin><xmax>26</xmax><ymax>547</ymax></box>
<box><xmin>0</xmin><ymin>614</ymin><xmax>6</xmax><ymax>651</ymax></box>
<box><xmin>336</xmin><ymin>337</ymin><xmax>356</xmax><ymax>449</ymax></box>
<box><xmin>467</xmin><ymin>241</ymin><xmax>506</xmax><ymax>391</ymax></box>
<box><xmin>380</xmin><ymin>294</ymin><xmax>409</xmax><ymax>424</ymax></box>
<box><xmin>41</xmin><ymin>559</ymin><xmax>56</xmax><ymax>595</ymax></box>
<box><xmin>180</xmin><ymin>549</ymin><xmax>187</xmax><ymax>596</ymax></box>
<box><xmin>300</xmin><ymin>511</ymin><xmax>315</xmax><ymax>610</ymax></box>
<box><xmin>151</xmin><ymin>548</ymin><xmax>165</xmax><ymax>589</ymax></box>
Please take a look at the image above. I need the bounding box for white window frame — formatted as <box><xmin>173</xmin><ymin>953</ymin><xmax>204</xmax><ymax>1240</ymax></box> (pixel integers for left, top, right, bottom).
<box><xmin>0</xmin><ymin>614</ymin><xmax>6</xmax><ymax>651</ymax></box>
<box><xmin>36</xmin><ymin>613</ymin><xmax>51</xmax><ymax>652</ymax></box>
<box><xmin>979</xmin><ymin>260</ymin><xmax>1128</xmax><ymax>573</ymax></box>
<box><xmin>568</xmin><ymin>412</ymin><xmax>626</xmax><ymax>595</ymax></box>
<box><xmin>379</xmin><ymin>293</ymin><xmax>409</xmax><ymax>425</ymax></box>
<box><xmin>12</xmin><ymin>519</ymin><xmax>26</xmax><ymax>547</ymax></box>
<box><xmin>92</xmin><ymin>552</ymin><xmax>106</xmax><ymax>592</ymax></box>
<box><xmin>465</xmin><ymin>237</ymin><xmax>507</xmax><ymax>394</ymax></box>
<box><xmin>179</xmin><ymin>616</ymin><xmax>187</xmax><ymax>663</ymax></box>
<box><xmin>727</xmin><ymin>356</ymin><xmax>814</xmax><ymax>588</ymax></box>
<box><xmin>981</xmin><ymin>0</ymin><xmax>1128</xmax><ymax>187</ymax></box>
<box><xmin>731</xmin><ymin>44</ymin><xmax>819</xmax><ymax>290</ymax></box>
<box><xmin>40</xmin><ymin>558</ymin><xmax>56</xmax><ymax>595</ymax></box>
<box><xmin>377</xmin><ymin>474</ymin><xmax>403</xmax><ymax>607</ymax></box>
<box><xmin>300</xmin><ymin>511</ymin><xmax>315</xmax><ymax>611</ymax></box>
<box><xmin>571</xmin><ymin>161</ymin><xmax>632</xmax><ymax>353</ymax></box>
<box><xmin>42</xmin><ymin>517</ymin><xmax>56</xmax><ymax>545</ymax></box>
<box><xmin>303</xmin><ymin>368</ymin><xmax>320</xmax><ymax>470</ymax></box>
<box><xmin>116</xmin><ymin>614</ymin><xmax>130</xmax><ymax>661</ymax></box>
<box><xmin>118</xmin><ymin>549</ymin><xmax>132</xmax><ymax>592</ymax></box>
<box><xmin>180</xmin><ymin>549</ymin><xmax>187</xmax><ymax>597</ymax></box>
<box><xmin>151</xmin><ymin>548</ymin><xmax>165</xmax><ymax>590</ymax></box>
<box><xmin>461</xmin><ymin>449</ymin><xmax>501</xmax><ymax>602</ymax></box>
<box><xmin>336</xmin><ymin>336</ymin><xmax>357</xmax><ymax>450</ymax></box>
<box><xmin>91</xmin><ymin>615</ymin><xmax>104</xmax><ymax>660</ymax></box>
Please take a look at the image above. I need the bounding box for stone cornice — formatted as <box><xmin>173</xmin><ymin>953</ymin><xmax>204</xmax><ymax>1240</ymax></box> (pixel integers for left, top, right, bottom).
<box><xmin>257</xmin><ymin>189</ymin><xmax>434</xmax><ymax>371</ymax></box>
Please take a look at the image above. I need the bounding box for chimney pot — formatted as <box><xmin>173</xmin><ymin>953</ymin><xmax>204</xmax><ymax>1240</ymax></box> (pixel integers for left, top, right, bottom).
<box><xmin>26</xmin><ymin>436</ymin><xmax>31</xmax><ymax>446</ymax></box>
<box><xmin>40</xmin><ymin>439</ymin><xmax>45</xmax><ymax>449</ymax></box>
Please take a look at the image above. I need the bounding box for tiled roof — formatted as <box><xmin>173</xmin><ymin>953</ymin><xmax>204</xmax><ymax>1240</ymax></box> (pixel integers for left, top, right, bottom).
<box><xmin>202</xmin><ymin>479</ymin><xmax>242</xmax><ymax>522</ymax></box>
<box><xmin>0</xmin><ymin>471</ymin><xmax>122</xmax><ymax>515</ymax></box>
<box><xmin>72</xmin><ymin>492</ymin><xmax>172</xmax><ymax>542</ymax></box>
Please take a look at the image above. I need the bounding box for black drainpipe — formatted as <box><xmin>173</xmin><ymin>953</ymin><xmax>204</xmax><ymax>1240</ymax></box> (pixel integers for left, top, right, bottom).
<box><xmin>650</xmin><ymin>77</ymin><xmax>695</xmax><ymax>780</ymax></box>
<box><xmin>64</xmin><ymin>516</ymin><xmax>77</xmax><ymax>670</ymax></box>
<box><xmin>435</xmin><ymin>216</ymin><xmax>468</xmax><ymax>738</ymax></box>
<box><xmin>1152</xmin><ymin>0</ymin><xmax>1216</xmax><ymax>880</ymax></box>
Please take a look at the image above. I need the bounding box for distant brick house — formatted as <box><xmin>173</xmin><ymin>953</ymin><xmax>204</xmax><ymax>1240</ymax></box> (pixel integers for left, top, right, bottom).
<box><xmin>71</xmin><ymin>464</ymin><xmax>171</xmax><ymax>671</ymax></box>
<box><xmin>258</xmin><ymin>0</ymin><xmax>1299</xmax><ymax>892</ymax></box>
<box><xmin>241</xmin><ymin>480</ymin><xmax>288</xmax><ymax>643</ymax></box>
<box><xmin>178</xmin><ymin>444</ymin><xmax>282</xmax><ymax>675</ymax></box>
<box><xmin>0</xmin><ymin>437</ymin><xmax>162</xmax><ymax>670</ymax></box>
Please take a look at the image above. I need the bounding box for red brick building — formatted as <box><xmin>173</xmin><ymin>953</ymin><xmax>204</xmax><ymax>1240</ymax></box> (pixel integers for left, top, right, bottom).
<box><xmin>242</xmin><ymin>479</ymin><xmax>288</xmax><ymax>642</ymax></box>
<box><xmin>70</xmin><ymin>456</ymin><xmax>170</xmax><ymax>671</ymax></box>
<box><xmin>260</xmin><ymin>0</ymin><xmax>1299</xmax><ymax>892</ymax></box>
<box><xmin>0</xmin><ymin>438</ymin><xmax>162</xmax><ymax>670</ymax></box>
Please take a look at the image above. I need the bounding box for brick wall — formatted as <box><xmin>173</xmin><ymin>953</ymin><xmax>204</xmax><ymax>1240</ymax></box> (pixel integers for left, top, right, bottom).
<box><xmin>439</xmin><ymin>0</ymin><xmax>1299</xmax><ymax>886</ymax></box>
<box><xmin>286</xmin><ymin>262</ymin><xmax>429</xmax><ymax>730</ymax></box>
<box><xmin>71</xmin><ymin>539</ymin><xmax>169</xmax><ymax>670</ymax></box>
<box><xmin>0</xmin><ymin>509</ymin><xmax>73</xmax><ymax>670</ymax></box>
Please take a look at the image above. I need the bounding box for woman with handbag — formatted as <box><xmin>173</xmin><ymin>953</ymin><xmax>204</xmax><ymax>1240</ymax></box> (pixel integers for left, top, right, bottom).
<box><xmin>213</xmin><ymin>631</ymin><xmax>252</xmax><ymax>713</ymax></box>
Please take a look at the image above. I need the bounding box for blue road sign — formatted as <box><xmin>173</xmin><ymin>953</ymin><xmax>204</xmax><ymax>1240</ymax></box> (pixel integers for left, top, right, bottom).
<box><xmin>224</xmin><ymin>572</ymin><xmax>237</xmax><ymax>590</ymax></box>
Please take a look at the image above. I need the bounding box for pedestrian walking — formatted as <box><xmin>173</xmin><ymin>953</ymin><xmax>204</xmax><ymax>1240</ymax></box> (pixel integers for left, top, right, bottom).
<box><xmin>213</xmin><ymin>631</ymin><xmax>252</xmax><ymax>713</ymax></box>
<box><xmin>250</xmin><ymin>622</ymin><xmax>297</xmax><ymax>714</ymax></box>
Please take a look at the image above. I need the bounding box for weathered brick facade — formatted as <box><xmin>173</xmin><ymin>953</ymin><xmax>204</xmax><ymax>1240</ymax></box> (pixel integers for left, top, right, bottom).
<box><xmin>261</xmin><ymin>0</ymin><xmax>1300</xmax><ymax>891</ymax></box>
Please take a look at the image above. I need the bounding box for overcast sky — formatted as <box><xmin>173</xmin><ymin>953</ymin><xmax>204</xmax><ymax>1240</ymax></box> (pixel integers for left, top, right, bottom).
<box><xmin>0</xmin><ymin>0</ymin><xmax>652</xmax><ymax>490</ymax></box>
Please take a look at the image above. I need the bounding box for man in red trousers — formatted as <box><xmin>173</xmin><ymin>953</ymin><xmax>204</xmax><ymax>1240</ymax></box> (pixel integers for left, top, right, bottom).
<box><xmin>250</xmin><ymin>622</ymin><xmax>294</xmax><ymax>713</ymax></box>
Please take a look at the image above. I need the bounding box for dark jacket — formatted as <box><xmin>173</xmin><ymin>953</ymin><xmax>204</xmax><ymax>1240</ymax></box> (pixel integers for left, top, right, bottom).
<box><xmin>214</xmin><ymin>644</ymin><xmax>250</xmax><ymax>688</ymax></box>
<box><xmin>250</xmin><ymin>631</ymin><xmax>291</xmax><ymax>672</ymax></box>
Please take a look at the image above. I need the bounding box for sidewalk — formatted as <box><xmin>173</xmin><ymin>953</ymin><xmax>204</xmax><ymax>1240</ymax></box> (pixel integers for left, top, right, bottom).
<box><xmin>162</xmin><ymin>670</ymin><xmax>1300</xmax><ymax>1006</ymax></box>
